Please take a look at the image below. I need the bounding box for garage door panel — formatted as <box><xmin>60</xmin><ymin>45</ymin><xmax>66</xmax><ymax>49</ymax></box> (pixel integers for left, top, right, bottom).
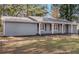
<box><xmin>5</xmin><ymin>22</ymin><xmax>37</xmax><ymax>36</ymax></box>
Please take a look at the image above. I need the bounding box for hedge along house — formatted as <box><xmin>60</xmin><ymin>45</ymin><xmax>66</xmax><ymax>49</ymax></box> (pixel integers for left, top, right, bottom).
<box><xmin>1</xmin><ymin>16</ymin><xmax>78</xmax><ymax>36</ymax></box>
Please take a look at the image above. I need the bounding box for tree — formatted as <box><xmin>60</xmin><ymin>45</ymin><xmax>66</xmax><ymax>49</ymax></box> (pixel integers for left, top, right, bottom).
<box><xmin>3</xmin><ymin>4</ymin><xmax>26</xmax><ymax>16</ymax></box>
<box><xmin>1</xmin><ymin>4</ymin><xmax>47</xmax><ymax>16</ymax></box>
<box><xmin>59</xmin><ymin>4</ymin><xmax>78</xmax><ymax>21</ymax></box>
<box><xmin>27</xmin><ymin>4</ymin><xmax>47</xmax><ymax>16</ymax></box>
<box><xmin>0</xmin><ymin>5</ymin><xmax>4</xmax><ymax>16</ymax></box>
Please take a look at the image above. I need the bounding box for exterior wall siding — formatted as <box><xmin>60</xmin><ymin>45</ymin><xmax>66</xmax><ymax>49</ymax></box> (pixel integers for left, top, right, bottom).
<box><xmin>72</xmin><ymin>25</ymin><xmax>77</xmax><ymax>34</ymax></box>
<box><xmin>4</xmin><ymin>22</ymin><xmax>78</xmax><ymax>36</ymax></box>
<box><xmin>77</xmin><ymin>24</ymin><xmax>79</xmax><ymax>34</ymax></box>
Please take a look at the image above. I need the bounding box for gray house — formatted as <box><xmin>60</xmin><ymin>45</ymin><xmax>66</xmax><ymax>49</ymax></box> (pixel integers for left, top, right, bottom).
<box><xmin>1</xmin><ymin>16</ymin><xmax>78</xmax><ymax>36</ymax></box>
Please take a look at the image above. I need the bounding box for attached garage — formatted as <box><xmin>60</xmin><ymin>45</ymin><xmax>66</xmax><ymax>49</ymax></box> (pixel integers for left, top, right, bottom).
<box><xmin>2</xmin><ymin>16</ymin><xmax>38</xmax><ymax>36</ymax></box>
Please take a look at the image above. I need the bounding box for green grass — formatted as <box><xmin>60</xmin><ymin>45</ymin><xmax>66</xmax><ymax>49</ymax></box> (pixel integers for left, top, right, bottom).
<box><xmin>1</xmin><ymin>35</ymin><xmax>79</xmax><ymax>54</ymax></box>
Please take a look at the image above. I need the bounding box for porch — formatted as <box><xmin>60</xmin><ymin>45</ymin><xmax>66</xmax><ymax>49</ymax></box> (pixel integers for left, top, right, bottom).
<box><xmin>38</xmin><ymin>23</ymin><xmax>77</xmax><ymax>35</ymax></box>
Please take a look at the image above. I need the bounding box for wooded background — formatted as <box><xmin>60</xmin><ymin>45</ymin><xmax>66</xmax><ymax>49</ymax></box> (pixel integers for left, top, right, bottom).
<box><xmin>0</xmin><ymin>4</ymin><xmax>79</xmax><ymax>32</ymax></box>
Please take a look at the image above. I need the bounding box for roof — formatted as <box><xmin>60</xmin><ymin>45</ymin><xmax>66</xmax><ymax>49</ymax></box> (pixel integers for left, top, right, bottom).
<box><xmin>29</xmin><ymin>16</ymin><xmax>69</xmax><ymax>22</ymax></box>
<box><xmin>29</xmin><ymin>16</ymin><xmax>72</xmax><ymax>24</ymax></box>
<box><xmin>1</xmin><ymin>16</ymin><xmax>78</xmax><ymax>24</ymax></box>
<box><xmin>1</xmin><ymin>16</ymin><xmax>37</xmax><ymax>23</ymax></box>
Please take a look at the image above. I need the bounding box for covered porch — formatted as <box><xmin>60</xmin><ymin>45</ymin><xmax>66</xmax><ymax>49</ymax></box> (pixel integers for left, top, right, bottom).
<box><xmin>38</xmin><ymin>22</ymin><xmax>77</xmax><ymax>35</ymax></box>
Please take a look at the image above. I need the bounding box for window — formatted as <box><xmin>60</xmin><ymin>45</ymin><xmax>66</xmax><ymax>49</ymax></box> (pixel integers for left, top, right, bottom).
<box><xmin>41</xmin><ymin>23</ymin><xmax>45</xmax><ymax>30</ymax></box>
<box><xmin>54</xmin><ymin>24</ymin><xmax>58</xmax><ymax>30</ymax></box>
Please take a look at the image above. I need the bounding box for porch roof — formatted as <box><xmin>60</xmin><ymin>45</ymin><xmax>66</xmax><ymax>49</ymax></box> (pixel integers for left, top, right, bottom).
<box><xmin>29</xmin><ymin>16</ymin><xmax>77</xmax><ymax>25</ymax></box>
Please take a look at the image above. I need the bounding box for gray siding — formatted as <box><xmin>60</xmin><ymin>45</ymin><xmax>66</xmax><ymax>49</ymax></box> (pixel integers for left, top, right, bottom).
<box><xmin>4</xmin><ymin>22</ymin><xmax>37</xmax><ymax>36</ymax></box>
<box><xmin>72</xmin><ymin>25</ymin><xmax>77</xmax><ymax>34</ymax></box>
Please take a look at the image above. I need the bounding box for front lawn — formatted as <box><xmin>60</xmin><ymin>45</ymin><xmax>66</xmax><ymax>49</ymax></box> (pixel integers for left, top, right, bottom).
<box><xmin>1</xmin><ymin>35</ymin><xmax>79</xmax><ymax>54</ymax></box>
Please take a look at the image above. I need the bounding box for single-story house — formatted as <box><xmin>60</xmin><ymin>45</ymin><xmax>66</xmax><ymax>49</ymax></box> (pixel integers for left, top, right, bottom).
<box><xmin>1</xmin><ymin>16</ymin><xmax>78</xmax><ymax>36</ymax></box>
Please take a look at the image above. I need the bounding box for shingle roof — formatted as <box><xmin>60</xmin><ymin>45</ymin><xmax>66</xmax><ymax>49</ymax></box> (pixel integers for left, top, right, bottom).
<box><xmin>1</xmin><ymin>16</ymin><xmax>37</xmax><ymax>23</ymax></box>
<box><xmin>1</xmin><ymin>16</ymin><xmax>76</xmax><ymax>24</ymax></box>
<box><xmin>29</xmin><ymin>16</ymin><xmax>70</xmax><ymax>22</ymax></box>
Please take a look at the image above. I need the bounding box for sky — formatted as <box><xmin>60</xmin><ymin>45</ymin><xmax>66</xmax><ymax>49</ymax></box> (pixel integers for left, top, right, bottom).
<box><xmin>46</xmin><ymin>4</ymin><xmax>52</xmax><ymax>16</ymax></box>
<box><xmin>47</xmin><ymin>4</ymin><xmax>52</xmax><ymax>12</ymax></box>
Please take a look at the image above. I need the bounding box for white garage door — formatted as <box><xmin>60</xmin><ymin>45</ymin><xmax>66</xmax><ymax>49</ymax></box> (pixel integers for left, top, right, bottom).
<box><xmin>5</xmin><ymin>22</ymin><xmax>37</xmax><ymax>36</ymax></box>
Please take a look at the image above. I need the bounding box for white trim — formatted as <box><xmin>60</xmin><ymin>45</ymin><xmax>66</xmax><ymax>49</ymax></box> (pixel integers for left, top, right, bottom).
<box><xmin>2</xmin><ymin>21</ymin><xmax>5</xmax><ymax>36</ymax></box>
<box><xmin>39</xmin><ymin>23</ymin><xmax>41</xmax><ymax>35</ymax></box>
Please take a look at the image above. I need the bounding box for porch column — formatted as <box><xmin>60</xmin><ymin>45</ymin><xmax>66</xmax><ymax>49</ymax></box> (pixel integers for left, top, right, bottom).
<box><xmin>62</xmin><ymin>24</ymin><xmax>64</xmax><ymax>34</ymax></box>
<box><xmin>39</xmin><ymin>23</ymin><xmax>41</xmax><ymax>35</ymax></box>
<box><xmin>71</xmin><ymin>24</ymin><xmax>73</xmax><ymax>34</ymax></box>
<box><xmin>52</xmin><ymin>24</ymin><xmax>54</xmax><ymax>34</ymax></box>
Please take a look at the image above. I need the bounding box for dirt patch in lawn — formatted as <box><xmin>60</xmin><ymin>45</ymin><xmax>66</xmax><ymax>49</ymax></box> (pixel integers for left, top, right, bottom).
<box><xmin>1</xmin><ymin>35</ymin><xmax>79</xmax><ymax>54</ymax></box>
